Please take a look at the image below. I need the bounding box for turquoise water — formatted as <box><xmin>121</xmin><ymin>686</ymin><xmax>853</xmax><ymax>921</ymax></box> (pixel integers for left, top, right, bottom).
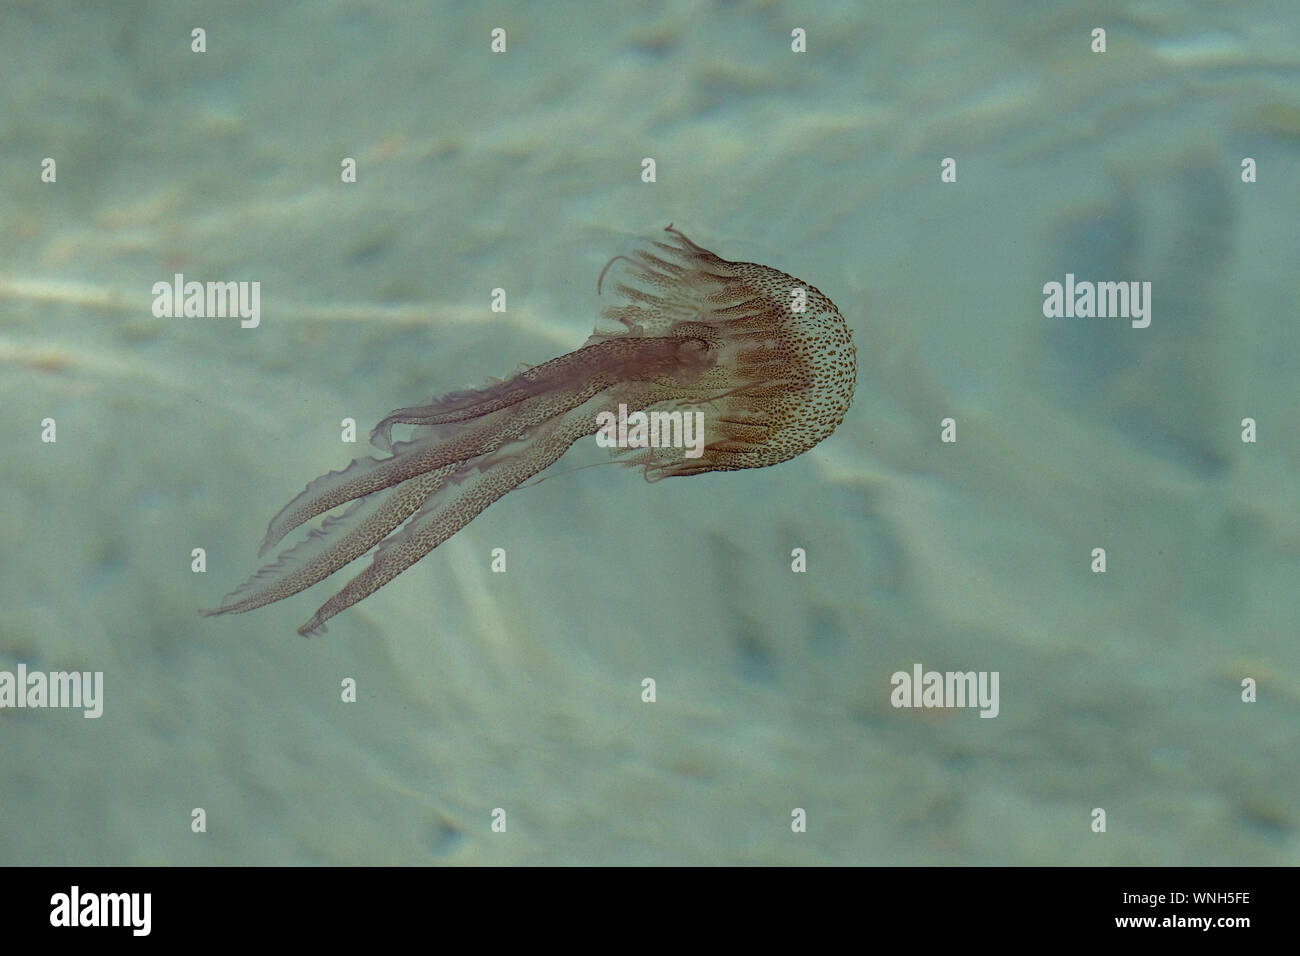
<box><xmin>1</xmin><ymin>1</ymin><xmax>1297</xmax><ymax>864</ymax></box>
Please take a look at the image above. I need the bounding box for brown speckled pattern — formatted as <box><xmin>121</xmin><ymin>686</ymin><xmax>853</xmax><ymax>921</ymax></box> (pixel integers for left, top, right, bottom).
<box><xmin>201</xmin><ymin>227</ymin><xmax>856</xmax><ymax>635</ymax></box>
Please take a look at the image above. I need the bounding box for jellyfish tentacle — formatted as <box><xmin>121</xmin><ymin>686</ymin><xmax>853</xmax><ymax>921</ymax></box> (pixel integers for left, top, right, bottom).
<box><xmin>259</xmin><ymin>373</ymin><xmax>613</xmax><ymax>555</ymax></box>
<box><xmin>297</xmin><ymin>410</ymin><xmax>601</xmax><ymax>636</ymax></box>
<box><xmin>260</xmin><ymin>332</ymin><xmax>715</xmax><ymax>555</ymax></box>
<box><xmin>202</xmin><ymin>465</ymin><xmax>454</xmax><ymax>617</ymax></box>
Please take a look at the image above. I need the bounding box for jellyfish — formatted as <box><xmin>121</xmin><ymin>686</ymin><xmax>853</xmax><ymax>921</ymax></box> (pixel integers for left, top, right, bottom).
<box><xmin>201</xmin><ymin>226</ymin><xmax>856</xmax><ymax>635</ymax></box>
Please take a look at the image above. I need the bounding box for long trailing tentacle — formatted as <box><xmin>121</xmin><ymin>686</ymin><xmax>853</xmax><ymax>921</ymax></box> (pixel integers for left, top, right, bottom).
<box><xmin>296</xmin><ymin>407</ymin><xmax>603</xmax><ymax>636</ymax></box>
<box><xmin>368</xmin><ymin>340</ymin><xmax>659</xmax><ymax>449</ymax></box>
<box><xmin>258</xmin><ymin>371</ymin><xmax>617</xmax><ymax>557</ymax></box>
<box><xmin>200</xmin><ymin>465</ymin><xmax>454</xmax><ymax>617</ymax></box>
<box><xmin>259</xmin><ymin>333</ymin><xmax>713</xmax><ymax>557</ymax></box>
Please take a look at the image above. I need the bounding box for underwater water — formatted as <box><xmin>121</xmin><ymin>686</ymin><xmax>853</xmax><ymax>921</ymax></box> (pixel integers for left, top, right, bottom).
<box><xmin>1</xmin><ymin>0</ymin><xmax>1297</xmax><ymax>865</ymax></box>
